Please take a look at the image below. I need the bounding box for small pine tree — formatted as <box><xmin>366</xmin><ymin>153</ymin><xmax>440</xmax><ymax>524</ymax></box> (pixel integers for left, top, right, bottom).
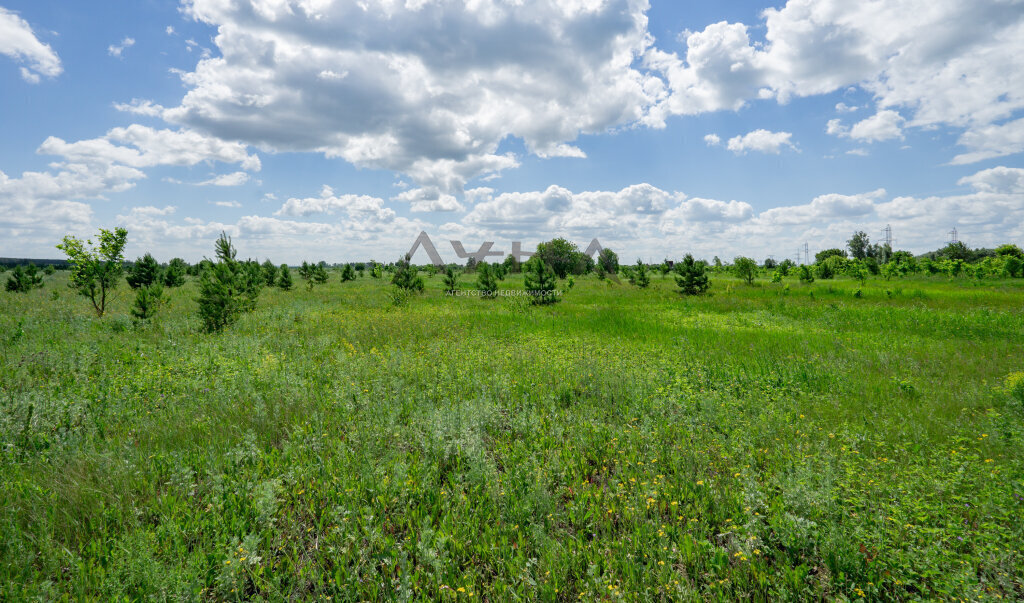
<box><xmin>313</xmin><ymin>262</ymin><xmax>329</xmax><ymax>285</ymax></box>
<box><xmin>126</xmin><ymin>253</ymin><xmax>161</xmax><ymax>289</ymax></box>
<box><xmin>392</xmin><ymin>254</ymin><xmax>425</xmax><ymax>292</ymax></box>
<box><xmin>630</xmin><ymin>259</ymin><xmax>650</xmax><ymax>288</ymax></box>
<box><xmin>131</xmin><ymin>283</ymin><xmax>163</xmax><ymax>320</ymax></box>
<box><xmin>476</xmin><ymin>262</ymin><xmax>498</xmax><ymax>298</ymax></box>
<box><xmin>164</xmin><ymin>258</ymin><xmax>187</xmax><ymax>287</ymax></box>
<box><xmin>277</xmin><ymin>264</ymin><xmax>293</xmax><ymax>290</ymax></box>
<box><xmin>340</xmin><ymin>263</ymin><xmax>356</xmax><ymax>282</ymax></box>
<box><xmin>261</xmin><ymin>260</ymin><xmax>278</xmax><ymax>286</ymax></box>
<box><xmin>196</xmin><ymin>232</ymin><xmax>261</xmax><ymax>333</ymax></box>
<box><xmin>523</xmin><ymin>256</ymin><xmax>557</xmax><ymax>304</ymax></box>
<box><xmin>675</xmin><ymin>254</ymin><xmax>709</xmax><ymax>295</ymax></box>
<box><xmin>5</xmin><ymin>264</ymin><xmax>44</xmax><ymax>293</ymax></box>
<box><xmin>298</xmin><ymin>261</ymin><xmax>314</xmax><ymax>290</ymax></box>
<box><xmin>443</xmin><ymin>266</ymin><xmax>459</xmax><ymax>294</ymax></box>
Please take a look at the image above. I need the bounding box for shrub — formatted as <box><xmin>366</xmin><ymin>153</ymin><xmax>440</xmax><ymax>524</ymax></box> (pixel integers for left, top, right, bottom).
<box><xmin>164</xmin><ymin>258</ymin><xmax>187</xmax><ymax>288</ymax></box>
<box><xmin>196</xmin><ymin>232</ymin><xmax>261</xmax><ymax>333</ymax></box>
<box><xmin>5</xmin><ymin>264</ymin><xmax>44</xmax><ymax>293</ymax></box>
<box><xmin>798</xmin><ymin>264</ymin><xmax>815</xmax><ymax>284</ymax></box>
<box><xmin>57</xmin><ymin>227</ymin><xmax>128</xmax><ymax>317</ymax></box>
<box><xmin>126</xmin><ymin>253</ymin><xmax>161</xmax><ymax>289</ymax></box>
<box><xmin>502</xmin><ymin>254</ymin><xmax>521</xmax><ymax>274</ymax></box>
<box><xmin>733</xmin><ymin>256</ymin><xmax>758</xmax><ymax>285</ymax></box>
<box><xmin>392</xmin><ymin>254</ymin><xmax>425</xmax><ymax>292</ymax></box>
<box><xmin>476</xmin><ymin>263</ymin><xmax>498</xmax><ymax>298</ymax></box>
<box><xmin>277</xmin><ymin>264</ymin><xmax>293</xmax><ymax>290</ymax></box>
<box><xmin>1004</xmin><ymin>255</ymin><xmax>1023</xmax><ymax>278</ymax></box>
<box><xmin>523</xmin><ymin>256</ymin><xmax>558</xmax><ymax>304</ymax></box>
<box><xmin>536</xmin><ymin>238</ymin><xmax>589</xmax><ymax>278</ymax></box>
<box><xmin>815</xmin><ymin>248</ymin><xmax>847</xmax><ymax>263</ymax></box>
<box><xmin>675</xmin><ymin>254</ymin><xmax>710</xmax><ymax>295</ymax></box>
<box><xmin>131</xmin><ymin>284</ymin><xmax>164</xmax><ymax>320</ymax></box>
<box><xmin>771</xmin><ymin>270</ymin><xmax>783</xmax><ymax>283</ymax></box>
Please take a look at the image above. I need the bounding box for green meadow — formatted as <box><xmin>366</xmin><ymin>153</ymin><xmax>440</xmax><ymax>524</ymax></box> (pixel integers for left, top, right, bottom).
<box><xmin>1</xmin><ymin>272</ymin><xmax>1022</xmax><ymax>600</ymax></box>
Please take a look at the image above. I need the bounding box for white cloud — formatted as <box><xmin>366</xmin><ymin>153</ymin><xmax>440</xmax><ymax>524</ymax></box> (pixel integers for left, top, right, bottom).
<box><xmin>846</xmin><ymin>148</ymin><xmax>869</xmax><ymax>156</ymax></box>
<box><xmin>704</xmin><ymin>133</ymin><xmax>721</xmax><ymax>146</ymax></box>
<box><xmin>848</xmin><ymin>110</ymin><xmax>904</xmax><ymax>142</ymax></box>
<box><xmin>165</xmin><ymin>26</ymin><xmax>175</xmax><ymax>36</ymax></box>
<box><xmin>107</xmin><ymin>36</ymin><xmax>135</xmax><ymax>58</ymax></box>
<box><xmin>392</xmin><ymin>188</ymin><xmax>465</xmax><ymax>213</ymax></box>
<box><xmin>113</xmin><ymin>99</ymin><xmax>166</xmax><ymax>117</ymax></box>
<box><xmin>165</xmin><ymin>0</ymin><xmax>662</xmax><ymax>193</ymax></box>
<box><xmin>275</xmin><ymin>185</ymin><xmax>396</xmax><ymax>221</ymax></box>
<box><xmin>646</xmin><ymin>0</ymin><xmax>1024</xmax><ymax>163</ymax></box>
<box><xmin>835</xmin><ymin>102</ymin><xmax>859</xmax><ymax>113</ymax></box>
<box><xmin>197</xmin><ymin>171</ymin><xmax>250</xmax><ymax>187</ymax></box>
<box><xmin>957</xmin><ymin>166</ymin><xmax>1024</xmax><ymax>194</ymax></box>
<box><xmin>0</xmin><ymin>7</ymin><xmax>62</xmax><ymax>83</ymax></box>
<box><xmin>213</xmin><ymin>200</ymin><xmax>242</xmax><ymax>208</ymax></box>
<box><xmin>726</xmin><ymin>129</ymin><xmax>796</xmax><ymax>154</ymax></box>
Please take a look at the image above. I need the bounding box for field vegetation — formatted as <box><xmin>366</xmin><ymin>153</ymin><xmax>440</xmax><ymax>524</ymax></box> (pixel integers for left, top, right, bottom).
<box><xmin>1</xmin><ymin>238</ymin><xmax>1023</xmax><ymax>600</ymax></box>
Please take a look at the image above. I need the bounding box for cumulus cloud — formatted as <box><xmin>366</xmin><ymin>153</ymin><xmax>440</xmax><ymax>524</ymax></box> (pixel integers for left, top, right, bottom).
<box><xmin>725</xmin><ymin>129</ymin><xmax>796</xmax><ymax>154</ymax></box>
<box><xmin>164</xmin><ymin>0</ymin><xmax>662</xmax><ymax>193</ymax></box>
<box><xmin>108</xmin><ymin>36</ymin><xmax>135</xmax><ymax>58</ymax></box>
<box><xmin>113</xmin><ymin>99</ymin><xmax>166</xmax><ymax>117</ymax></box>
<box><xmin>704</xmin><ymin>133</ymin><xmax>721</xmax><ymax>146</ymax></box>
<box><xmin>957</xmin><ymin>166</ymin><xmax>1024</xmax><ymax>194</ymax></box>
<box><xmin>275</xmin><ymin>185</ymin><xmax>396</xmax><ymax>220</ymax></box>
<box><xmin>646</xmin><ymin>0</ymin><xmax>1024</xmax><ymax>162</ymax></box>
<box><xmin>0</xmin><ymin>7</ymin><xmax>62</xmax><ymax>83</ymax></box>
<box><xmin>392</xmin><ymin>188</ymin><xmax>465</xmax><ymax>213</ymax></box>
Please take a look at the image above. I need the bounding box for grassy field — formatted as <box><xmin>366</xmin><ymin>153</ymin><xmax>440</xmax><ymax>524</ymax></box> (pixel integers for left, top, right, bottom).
<box><xmin>1</xmin><ymin>270</ymin><xmax>1023</xmax><ymax>600</ymax></box>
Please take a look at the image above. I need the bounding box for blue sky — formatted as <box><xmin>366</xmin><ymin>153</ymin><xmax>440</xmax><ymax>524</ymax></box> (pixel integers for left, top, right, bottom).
<box><xmin>1</xmin><ymin>0</ymin><xmax>1022</xmax><ymax>263</ymax></box>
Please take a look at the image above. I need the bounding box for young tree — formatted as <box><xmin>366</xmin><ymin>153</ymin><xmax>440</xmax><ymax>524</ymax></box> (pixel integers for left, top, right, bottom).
<box><xmin>1002</xmin><ymin>255</ymin><xmax>1023</xmax><ymax>278</ymax></box>
<box><xmin>57</xmin><ymin>227</ymin><xmax>128</xmax><ymax>317</ymax></box>
<box><xmin>126</xmin><ymin>253</ymin><xmax>161</xmax><ymax>289</ymax></box>
<box><xmin>261</xmin><ymin>260</ymin><xmax>278</xmax><ymax>286</ymax></box>
<box><xmin>443</xmin><ymin>266</ymin><xmax>460</xmax><ymax>294</ymax></box>
<box><xmin>847</xmin><ymin>231</ymin><xmax>870</xmax><ymax>260</ymax></box>
<box><xmin>523</xmin><ymin>256</ymin><xmax>558</xmax><ymax>304</ymax></box>
<box><xmin>536</xmin><ymin>238</ymin><xmax>589</xmax><ymax>278</ymax></box>
<box><xmin>733</xmin><ymin>256</ymin><xmax>758</xmax><ymax>285</ymax></box>
<box><xmin>815</xmin><ymin>248</ymin><xmax>847</xmax><ymax>263</ymax></box>
<box><xmin>196</xmin><ymin>232</ymin><xmax>261</xmax><ymax>332</ymax></box>
<box><xmin>313</xmin><ymin>262</ymin><xmax>329</xmax><ymax>286</ymax></box>
<box><xmin>502</xmin><ymin>254</ymin><xmax>521</xmax><ymax>274</ymax></box>
<box><xmin>995</xmin><ymin>243</ymin><xmax>1023</xmax><ymax>259</ymax></box>
<box><xmin>476</xmin><ymin>262</ymin><xmax>498</xmax><ymax>298</ymax></box>
<box><xmin>5</xmin><ymin>264</ymin><xmax>44</xmax><ymax>293</ymax></box>
<box><xmin>164</xmin><ymin>258</ymin><xmax>188</xmax><ymax>287</ymax></box>
<box><xmin>340</xmin><ymin>263</ymin><xmax>357</xmax><ymax>282</ymax></box>
<box><xmin>675</xmin><ymin>254</ymin><xmax>709</xmax><ymax>295</ymax></box>
<box><xmin>798</xmin><ymin>264</ymin><xmax>815</xmax><ymax>284</ymax></box>
<box><xmin>777</xmin><ymin>259</ymin><xmax>795</xmax><ymax>276</ymax></box>
<box><xmin>131</xmin><ymin>283</ymin><xmax>164</xmax><ymax>320</ymax></box>
<box><xmin>392</xmin><ymin>254</ymin><xmax>425</xmax><ymax>292</ymax></box>
<box><xmin>597</xmin><ymin>247</ymin><xmax>619</xmax><ymax>275</ymax></box>
<box><xmin>630</xmin><ymin>259</ymin><xmax>650</xmax><ymax>288</ymax></box>
<box><xmin>277</xmin><ymin>264</ymin><xmax>293</xmax><ymax>290</ymax></box>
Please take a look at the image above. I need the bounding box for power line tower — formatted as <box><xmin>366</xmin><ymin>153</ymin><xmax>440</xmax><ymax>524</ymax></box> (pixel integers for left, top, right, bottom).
<box><xmin>804</xmin><ymin>242</ymin><xmax>810</xmax><ymax>264</ymax></box>
<box><xmin>948</xmin><ymin>227</ymin><xmax>959</xmax><ymax>245</ymax></box>
<box><xmin>881</xmin><ymin>224</ymin><xmax>893</xmax><ymax>248</ymax></box>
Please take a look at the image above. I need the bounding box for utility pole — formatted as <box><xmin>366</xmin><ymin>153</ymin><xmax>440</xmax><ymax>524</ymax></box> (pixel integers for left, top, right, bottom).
<box><xmin>948</xmin><ymin>227</ymin><xmax>959</xmax><ymax>245</ymax></box>
<box><xmin>804</xmin><ymin>242</ymin><xmax>810</xmax><ymax>265</ymax></box>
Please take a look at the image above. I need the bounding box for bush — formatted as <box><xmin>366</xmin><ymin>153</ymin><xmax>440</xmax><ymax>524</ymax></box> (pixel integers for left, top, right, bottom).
<box><xmin>815</xmin><ymin>248</ymin><xmax>847</xmax><ymax>263</ymax></box>
<box><xmin>675</xmin><ymin>254</ymin><xmax>709</xmax><ymax>295</ymax></box>
<box><xmin>57</xmin><ymin>227</ymin><xmax>128</xmax><ymax>317</ymax></box>
<box><xmin>1004</xmin><ymin>255</ymin><xmax>1023</xmax><ymax>278</ymax></box>
<box><xmin>535</xmin><ymin>238</ymin><xmax>589</xmax><ymax>278</ymax></box>
<box><xmin>798</xmin><ymin>264</ymin><xmax>815</xmax><ymax>284</ymax></box>
<box><xmin>733</xmin><ymin>256</ymin><xmax>758</xmax><ymax>285</ymax></box>
<box><xmin>523</xmin><ymin>256</ymin><xmax>558</xmax><ymax>304</ymax></box>
<box><xmin>5</xmin><ymin>264</ymin><xmax>44</xmax><ymax>293</ymax></box>
<box><xmin>126</xmin><ymin>253</ymin><xmax>161</xmax><ymax>289</ymax></box>
<box><xmin>340</xmin><ymin>264</ymin><xmax>356</xmax><ymax>282</ymax></box>
<box><xmin>771</xmin><ymin>270</ymin><xmax>783</xmax><ymax>283</ymax></box>
<box><xmin>196</xmin><ymin>232</ymin><xmax>261</xmax><ymax>333</ymax></box>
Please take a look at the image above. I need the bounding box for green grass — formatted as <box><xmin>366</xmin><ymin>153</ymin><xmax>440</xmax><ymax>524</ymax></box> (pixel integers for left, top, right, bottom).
<box><xmin>2</xmin><ymin>271</ymin><xmax>1023</xmax><ymax>600</ymax></box>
